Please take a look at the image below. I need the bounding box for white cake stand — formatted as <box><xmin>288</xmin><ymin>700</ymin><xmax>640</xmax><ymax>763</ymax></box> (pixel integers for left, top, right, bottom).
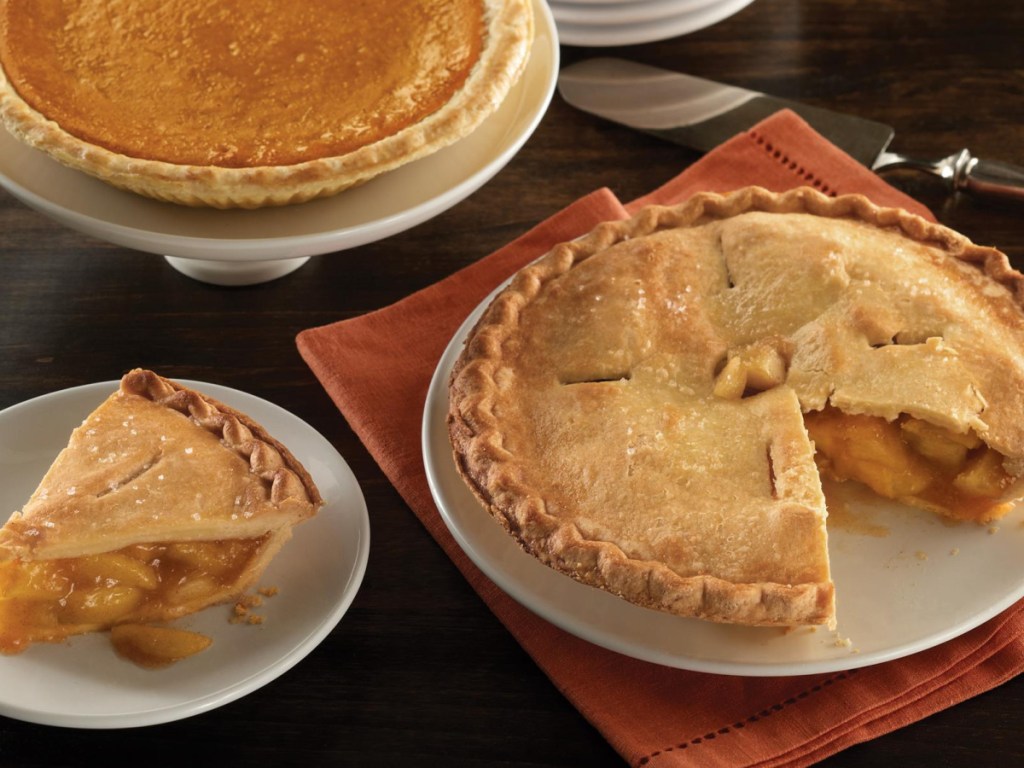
<box><xmin>0</xmin><ymin>0</ymin><xmax>558</xmax><ymax>286</ymax></box>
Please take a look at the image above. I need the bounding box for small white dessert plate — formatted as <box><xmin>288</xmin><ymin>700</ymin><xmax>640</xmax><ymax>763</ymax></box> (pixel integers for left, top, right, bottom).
<box><xmin>0</xmin><ymin>380</ymin><xmax>369</xmax><ymax>727</ymax></box>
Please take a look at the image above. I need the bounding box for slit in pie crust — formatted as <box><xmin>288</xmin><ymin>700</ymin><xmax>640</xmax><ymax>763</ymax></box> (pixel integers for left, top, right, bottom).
<box><xmin>447</xmin><ymin>186</ymin><xmax>1024</xmax><ymax>628</ymax></box>
<box><xmin>0</xmin><ymin>0</ymin><xmax>534</xmax><ymax>208</ymax></box>
<box><xmin>0</xmin><ymin>369</ymin><xmax>323</xmax><ymax>658</ymax></box>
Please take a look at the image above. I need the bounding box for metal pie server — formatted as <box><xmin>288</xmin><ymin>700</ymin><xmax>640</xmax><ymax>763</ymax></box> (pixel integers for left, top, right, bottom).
<box><xmin>558</xmin><ymin>57</ymin><xmax>1024</xmax><ymax>201</ymax></box>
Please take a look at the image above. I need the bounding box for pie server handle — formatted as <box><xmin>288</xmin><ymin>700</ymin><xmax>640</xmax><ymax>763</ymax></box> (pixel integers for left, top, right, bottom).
<box><xmin>873</xmin><ymin>148</ymin><xmax>1024</xmax><ymax>202</ymax></box>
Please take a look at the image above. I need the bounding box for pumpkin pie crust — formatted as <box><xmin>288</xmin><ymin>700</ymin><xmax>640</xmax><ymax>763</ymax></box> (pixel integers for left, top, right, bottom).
<box><xmin>447</xmin><ymin>186</ymin><xmax>1024</xmax><ymax>627</ymax></box>
<box><xmin>0</xmin><ymin>0</ymin><xmax>534</xmax><ymax>207</ymax></box>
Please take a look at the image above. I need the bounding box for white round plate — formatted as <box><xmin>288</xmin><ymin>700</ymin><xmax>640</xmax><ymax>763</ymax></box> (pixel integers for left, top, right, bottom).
<box><xmin>0</xmin><ymin>380</ymin><xmax>369</xmax><ymax>727</ymax></box>
<box><xmin>422</xmin><ymin>283</ymin><xmax>1024</xmax><ymax>676</ymax></box>
<box><xmin>551</xmin><ymin>0</ymin><xmax>725</xmax><ymax>26</ymax></box>
<box><xmin>551</xmin><ymin>0</ymin><xmax>647</xmax><ymax>5</ymax></box>
<box><xmin>556</xmin><ymin>0</ymin><xmax>756</xmax><ymax>46</ymax></box>
<box><xmin>551</xmin><ymin>0</ymin><xmax>688</xmax><ymax>6</ymax></box>
<box><xmin>0</xmin><ymin>0</ymin><xmax>558</xmax><ymax>286</ymax></box>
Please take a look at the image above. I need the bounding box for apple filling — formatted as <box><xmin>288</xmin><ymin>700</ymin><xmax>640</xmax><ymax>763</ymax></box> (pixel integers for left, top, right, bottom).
<box><xmin>110</xmin><ymin>624</ymin><xmax>213</xmax><ymax>669</ymax></box>
<box><xmin>804</xmin><ymin>407</ymin><xmax>1015</xmax><ymax>523</ymax></box>
<box><xmin>0</xmin><ymin>537</ymin><xmax>266</xmax><ymax>658</ymax></box>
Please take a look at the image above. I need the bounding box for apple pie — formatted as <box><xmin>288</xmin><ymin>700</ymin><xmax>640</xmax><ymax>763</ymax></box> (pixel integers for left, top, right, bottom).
<box><xmin>447</xmin><ymin>186</ymin><xmax>1024</xmax><ymax>627</ymax></box>
<box><xmin>0</xmin><ymin>0</ymin><xmax>534</xmax><ymax>207</ymax></box>
<box><xmin>0</xmin><ymin>369</ymin><xmax>323</xmax><ymax>659</ymax></box>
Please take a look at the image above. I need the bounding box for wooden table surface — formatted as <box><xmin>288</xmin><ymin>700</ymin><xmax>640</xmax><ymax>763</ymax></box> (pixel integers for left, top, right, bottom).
<box><xmin>1</xmin><ymin>0</ymin><xmax>1023</xmax><ymax>765</ymax></box>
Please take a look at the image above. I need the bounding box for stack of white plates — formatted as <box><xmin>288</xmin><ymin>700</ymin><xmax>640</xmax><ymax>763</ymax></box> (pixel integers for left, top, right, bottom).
<box><xmin>549</xmin><ymin>0</ymin><xmax>757</xmax><ymax>47</ymax></box>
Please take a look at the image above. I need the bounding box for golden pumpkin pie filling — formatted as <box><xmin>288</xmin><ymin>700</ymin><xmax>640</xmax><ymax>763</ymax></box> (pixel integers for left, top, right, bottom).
<box><xmin>0</xmin><ymin>369</ymin><xmax>322</xmax><ymax>662</ymax></box>
<box><xmin>448</xmin><ymin>186</ymin><xmax>1024</xmax><ymax>628</ymax></box>
<box><xmin>0</xmin><ymin>0</ymin><xmax>534</xmax><ymax>207</ymax></box>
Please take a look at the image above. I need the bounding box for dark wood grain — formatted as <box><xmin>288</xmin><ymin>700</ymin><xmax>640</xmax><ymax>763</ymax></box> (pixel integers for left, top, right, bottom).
<box><xmin>1</xmin><ymin>1</ymin><xmax>1023</xmax><ymax>765</ymax></box>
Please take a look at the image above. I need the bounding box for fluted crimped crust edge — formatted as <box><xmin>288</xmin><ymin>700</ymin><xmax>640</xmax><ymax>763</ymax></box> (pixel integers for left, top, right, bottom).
<box><xmin>447</xmin><ymin>185</ymin><xmax>1021</xmax><ymax>627</ymax></box>
<box><xmin>120</xmin><ymin>368</ymin><xmax>323</xmax><ymax>512</ymax></box>
<box><xmin>0</xmin><ymin>0</ymin><xmax>534</xmax><ymax>208</ymax></box>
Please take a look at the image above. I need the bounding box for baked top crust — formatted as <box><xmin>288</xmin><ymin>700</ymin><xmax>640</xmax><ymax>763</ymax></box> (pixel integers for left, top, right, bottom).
<box><xmin>0</xmin><ymin>0</ymin><xmax>534</xmax><ymax>207</ymax></box>
<box><xmin>447</xmin><ymin>186</ymin><xmax>1024</xmax><ymax>627</ymax></box>
<box><xmin>0</xmin><ymin>368</ymin><xmax>323</xmax><ymax>562</ymax></box>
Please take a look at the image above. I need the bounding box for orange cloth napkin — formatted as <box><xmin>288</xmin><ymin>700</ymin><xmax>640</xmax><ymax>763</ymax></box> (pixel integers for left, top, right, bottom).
<box><xmin>297</xmin><ymin>110</ymin><xmax>1024</xmax><ymax>767</ymax></box>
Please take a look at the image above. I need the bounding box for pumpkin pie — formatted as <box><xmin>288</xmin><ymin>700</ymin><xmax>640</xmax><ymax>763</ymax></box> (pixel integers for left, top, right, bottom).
<box><xmin>0</xmin><ymin>0</ymin><xmax>534</xmax><ymax>208</ymax></box>
<box><xmin>447</xmin><ymin>186</ymin><xmax>1024</xmax><ymax>627</ymax></box>
<box><xmin>0</xmin><ymin>369</ymin><xmax>323</xmax><ymax>659</ymax></box>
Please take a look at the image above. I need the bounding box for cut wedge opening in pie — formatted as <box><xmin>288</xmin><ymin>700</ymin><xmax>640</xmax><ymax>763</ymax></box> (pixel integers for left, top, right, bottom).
<box><xmin>0</xmin><ymin>370</ymin><xmax>323</xmax><ymax>663</ymax></box>
<box><xmin>804</xmin><ymin>408</ymin><xmax>1014</xmax><ymax>523</ymax></box>
<box><xmin>447</xmin><ymin>186</ymin><xmax>1024</xmax><ymax>628</ymax></box>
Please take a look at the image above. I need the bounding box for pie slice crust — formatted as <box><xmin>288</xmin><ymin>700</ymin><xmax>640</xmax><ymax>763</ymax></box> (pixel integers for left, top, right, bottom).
<box><xmin>0</xmin><ymin>369</ymin><xmax>323</xmax><ymax>655</ymax></box>
<box><xmin>447</xmin><ymin>186</ymin><xmax>1024</xmax><ymax>628</ymax></box>
<box><xmin>0</xmin><ymin>0</ymin><xmax>534</xmax><ymax>208</ymax></box>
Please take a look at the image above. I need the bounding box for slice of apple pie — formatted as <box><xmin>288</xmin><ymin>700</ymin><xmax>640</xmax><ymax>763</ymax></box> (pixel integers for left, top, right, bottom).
<box><xmin>0</xmin><ymin>369</ymin><xmax>322</xmax><ymax>660</ymax></box>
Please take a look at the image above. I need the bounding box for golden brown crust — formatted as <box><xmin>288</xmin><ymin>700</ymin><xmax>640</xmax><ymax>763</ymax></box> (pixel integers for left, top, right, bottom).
<box><xmin>119</xmin><ymin>369</ymin><xmax>323</xmax><ymax>510</ymax></box>
<box><xmin>0</xmin><ymin>369</ymin><xmax>322</xmax><ymax>561</ymax></box>
<box><xmin>0</xmin><ymin>0</ymin><xmax>534</xmax><ymax>208</ymax></box>
<box><xmin>448</xmin><ymin>185</ymin><xmax>1024</xmax><ymax>627</ymax></box>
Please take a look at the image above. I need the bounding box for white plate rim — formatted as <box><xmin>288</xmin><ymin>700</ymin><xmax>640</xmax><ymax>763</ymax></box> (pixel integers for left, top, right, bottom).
<box><xmin>550</xmin><ymin>0</ymin><xmax>696</xmax><ymax>5</ymax></box>
<box><xmin>550</xmin><ymin>0</ymin><xmax>725</xmax><ymax>26</ymax></box>
<box><xmin>0</xmin><ymin>379</ymin><xmax>370</xmax><ymax>727</ymax></box>
<box><xmin>556</xmin><ymin>0</ymin><xmax>756</xmax><ymax>46</ymax></box>
<box><xmin>0</xmin><ymin>0</ymin><xmax>559</xmax><ymax>263</ymax></box>
<box><xmin>421</xmin><ymin>277</ymin><xmax>1024</xmax><ymax>677</ymax></box>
